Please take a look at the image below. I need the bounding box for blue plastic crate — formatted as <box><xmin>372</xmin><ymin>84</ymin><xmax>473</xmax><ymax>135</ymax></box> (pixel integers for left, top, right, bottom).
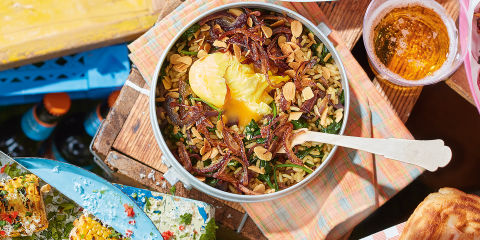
<box><xmin>0</xmin><ymin>44</ymin><xmax>130</xmax><ymax>106</ymax></box>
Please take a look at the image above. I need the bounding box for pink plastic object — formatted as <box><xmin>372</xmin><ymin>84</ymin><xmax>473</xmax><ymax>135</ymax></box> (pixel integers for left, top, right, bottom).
<box><xmin>461</xmin><ymin>0</ymin><xmax>480</xmax><ymax>114</ymax></box>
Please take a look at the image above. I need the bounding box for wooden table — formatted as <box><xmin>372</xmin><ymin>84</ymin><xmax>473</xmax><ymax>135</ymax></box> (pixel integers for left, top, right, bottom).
<box><xmin>91</xmin><ymin>0</ymin><xmax>466</xmax><ymax>239</ymax></box>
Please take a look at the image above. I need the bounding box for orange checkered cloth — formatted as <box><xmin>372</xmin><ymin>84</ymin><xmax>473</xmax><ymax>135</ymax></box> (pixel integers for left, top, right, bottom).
<box><xmin>128</xmin><ymin>1</ymin><xmax>423</xmax><ymax>239</ymax></box>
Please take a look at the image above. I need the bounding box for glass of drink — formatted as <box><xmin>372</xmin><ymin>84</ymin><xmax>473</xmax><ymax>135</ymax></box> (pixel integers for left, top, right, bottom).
<box><xmin>363</xmin><ymin>0</ymin><xmax>463</xmax><ymax>87</ymax></box>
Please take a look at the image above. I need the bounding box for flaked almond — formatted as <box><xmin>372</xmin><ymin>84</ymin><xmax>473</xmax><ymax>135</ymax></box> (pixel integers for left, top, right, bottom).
<box><xmin>173</xmin><ymin>63</ymin><xmax>188</xmax><ymax>72</ymax></box>
<box><xmin>196</xmin><ymin>176</ymin><xmax>206</xmax><ymax>182</ymax></box>
<box><xmin>200</xmin><ymin>140</ymin><xmax>209</xmax><ymax>155</ymax></box>
<box><xmin>166</xmin><ymin>91</ymin><xmax>180</xmax><ymax>99</ymax></box>
<box><xmin>294</xmin><ymin>49</ymin><xmax>306</xmax><ymax>62</ymax></box>
<box><xmin>202</xmin><ymin>149</ymin><xmax>212</xmax><ymax>161</ymax></box>
<box><xmin>285</xmin><ymin>69</ymin><xmax>296</xmax><ymax>78</ymax></box>
<box><xmin>280</xmin><ymin>43</ymin><xmax>293</xmax><ymax>55</ymax></box>
<box><xmin>216</xmin><ymin>119</ymin><xmax>223</xmax><ymax>132</ymax></box>
<box><xmin>323</xmin><ymin>52</ymin><xmax>332</xmax><ymax>63</ymax></box>
<box><xmin>254</xmin><ymin>146</ymin><xmax>272</xmax><ymax>161</ymax></box>
<box><xmin>169</xmin><ymin>54</ymin><xmax>181</xmax><ymax>64</ymax></box>
<box><xmin>193</xmin><ymin>29</ymin><xmax>201</xmax><ymax>39</ymax></box>
<box><xmin>271</xmin><ymin>19</ymin><xmax>285</xmax><ymax>27</ymax></box>
<box><xmin>286</xmin><ymin>42</ymin><xmax>300</xmax><ymax>50</ymax></box>
<box><xmin>203</xmin><ymin>42</ymin><xmax>211</xmax><ymax>52</ymax></box>
<box><xmin>282</xmin><ymin>82</ymin><xmax>296</xmax><ymax>101</ymax></box>
<box><xmin>291</xmin><ymin>20</ymin><xmax>303</xmax><ymax>38</ymax></box>
<box><xmin>261</xmin><ymin>25</ymin><xmax>273</xmax><ymax>38</ymax></box>
<box><xmin>177</xmin><ymin>56</ymin><xmax>192</xmax><ymax>66</ymax></box>
<box><xmin>286</xmin><ymin>52</ymin><xmax>295</xmax><ymax>63</ymax></box>
<box><xmin>248</xmin><ymin>166</ymin><xmax>265</xmax><ymax>174</ymax></box>
<box><xmin>228</xmin><ymin>8</ymin><xmax>243</xmax><ymax>17</ymax></box>
<box><xmin>278</xmin><ymin>35</ymin><xmax>287</xmax><ymax>45</ymax></box>
<box><xmin>162</xmin><ymin>77</ymin><xmax>172</xmax><ymax>90</ymax></box>
<box><xmin>213</xmin><ymin>40</ymin><xmax>227</xmax><ymax>48</ymax></box>
<box><xmin>253</xmin><ymin>183</ymin><xmax>266</xmax><ymax>194</ymax></box>
<box><xmin>191</xmin><ymin>137</ymin><xmax>203</xmax><ymax>145</ymax></box>
<box><xmin>200</xmin><ymin>24</ymin><xmax>211</xmax><ymax>31</ymax></box>
<box><xmin>288</xmin><ymin>62</ymin><xmax>300</xmax><ymax>71</ymax></box>
<box><xmin>233</xmin><ymin>44</ymin><xmax>241</xmax><ymax>61</ymax></box>
<box><xmin>197</xmin><ymin>49</ymin><xmax>208</xmax><ymax>58</ymax></box>
<box><xmin>191</xmin><ymin>127</ymin><xmax>203</xmax><ymax>139</ymax></box>
<box><xmin>247</xmin><ymin>17</ymin><xmax>253</xmax><ymax>27</ymax></box>
<box><xmin>288</xmin><ymin>112</ymin><xmax>303</xmax><ymax>121</ymax></box>
<box><xmin>302</xmin><ymin>87</ymin><xmax>314</xmax><ymax>101</ymax></box>
<box><xmin>210</xmin><ymin>147</ymin><xmax>219</xmax><ymax>159</ymax></box>
<box><xmin>322</xmin><ymin>66</ymin><xmax>331</xmax><ymax>80</ymax></box>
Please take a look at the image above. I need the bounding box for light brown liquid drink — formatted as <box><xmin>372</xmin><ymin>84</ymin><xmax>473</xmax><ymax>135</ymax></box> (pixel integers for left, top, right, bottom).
<box><xmin>373</xmin><ymin>5</ymin><xmax>450</xmax><ymax>80</ymax></box>
<box><xmin>364</xmin><ymin>0</ymin><xmax>457</xmax><ymax>86</ymax></box>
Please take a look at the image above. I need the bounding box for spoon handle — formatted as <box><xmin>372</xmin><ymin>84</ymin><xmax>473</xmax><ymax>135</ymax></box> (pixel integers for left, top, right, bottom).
<box><xmin>298</xmin><ymin>131</ymin><xmax>452</xmax><ymax>171</ymax></box>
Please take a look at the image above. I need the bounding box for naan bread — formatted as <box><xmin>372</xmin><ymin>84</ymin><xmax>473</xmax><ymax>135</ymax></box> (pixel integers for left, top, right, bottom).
<box><xmin>400</xmin><ymin>188</ymin><xmax>480</xmax><ymax>240</ymax></box>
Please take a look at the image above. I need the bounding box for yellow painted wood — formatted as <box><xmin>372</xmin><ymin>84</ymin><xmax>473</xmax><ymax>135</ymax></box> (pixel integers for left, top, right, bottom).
<box><xmin>0</xmin><ymin>0</ymin><xmax>160</xmax><ymax>67</ymax></box>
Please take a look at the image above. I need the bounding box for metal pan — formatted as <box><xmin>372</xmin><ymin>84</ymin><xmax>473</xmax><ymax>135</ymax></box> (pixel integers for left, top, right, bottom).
<box><xmin>149</xmin><ymin>2</ymin><xmax>350</xmax><ymax>203</ymax></box>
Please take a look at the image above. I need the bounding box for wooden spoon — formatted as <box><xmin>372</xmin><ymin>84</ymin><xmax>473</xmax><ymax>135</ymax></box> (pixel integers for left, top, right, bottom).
<box><xmin>278</xmin><ymin>129</ymin><xmax>452</xmax><ymax>171</ymax></box>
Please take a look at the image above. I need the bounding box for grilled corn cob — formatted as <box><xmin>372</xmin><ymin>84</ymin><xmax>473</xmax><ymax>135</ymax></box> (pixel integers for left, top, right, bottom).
<box><xmin>0</xmin><ymin>174</ymin><xmax>48</xmax><ymax>237</ymax></box>
<box><xmin>69</xmin><ymin>215</ymin><xmax>125</xmax><ymax>240</ymax></box>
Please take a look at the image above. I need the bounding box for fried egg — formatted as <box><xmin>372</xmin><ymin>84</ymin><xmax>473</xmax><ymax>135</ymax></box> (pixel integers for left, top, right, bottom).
<box><xmin>189</xmin><ymin>52</ymin><xmax>289</xmax><ymax>127</ymax></box>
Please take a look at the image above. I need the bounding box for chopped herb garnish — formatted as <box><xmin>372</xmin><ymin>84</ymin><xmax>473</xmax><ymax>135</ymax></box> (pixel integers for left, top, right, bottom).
<box><xmin>180</xmin><ymin>24</ymin><xmax>200</xmax><ymax>41</ymax></box>
<box><xmin>179</xmin><ymin>213</ymin><xmax>193</xmax><ymax>225</ymax></box>
<box><xmin>320</xmin><ymin>120</ymin><xmax>342</xmax><ymax>134</ymax></box>
<box><xmin>179</xmin><ymin>50</ymin><xmax>198</xmax><ymax>55</ymax></box>
<box><xmin>291</xmin><ymin>118</ymin><xmax>308</xmax><ymax>130</ymax></box>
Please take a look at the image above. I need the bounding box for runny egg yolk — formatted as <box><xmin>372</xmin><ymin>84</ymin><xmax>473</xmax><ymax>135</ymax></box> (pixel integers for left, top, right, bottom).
<box><xmin>189</xmin><ymin>52</ymin><xmax>289</xmax><ymax>127</ymax></box>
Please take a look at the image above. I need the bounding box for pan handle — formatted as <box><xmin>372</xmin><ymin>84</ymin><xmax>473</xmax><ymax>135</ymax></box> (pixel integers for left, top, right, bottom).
<box><xmin>162</xmin><ymin>155</ymin><xmax>193</xmax><ymax>190</ymax></box>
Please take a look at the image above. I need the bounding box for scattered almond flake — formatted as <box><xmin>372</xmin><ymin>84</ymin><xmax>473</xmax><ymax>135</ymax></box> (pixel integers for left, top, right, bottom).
<box><xmin>139</xmin><ymin>173</ymin><xmax>146</xmax><ymax>179</ymax></box>
<box><xmin>228</xmin><ymin>8</ymin><xmax>243</xmax><ymax>17</ymax></box>
<box><xmin>288</xmin><ymin>61</ymin><xmax>300</xmax><ymax>70</ymax></box>
<box><xmin>173</xmin><ymin>63</ymin><xmax>188</xmax><ymax>73</ymax></box>
<box><xmin>200</xmin><ymin>24</ymin><xmax>211</xmax><ymax>31</ymax></box>
<box><xmin>196</xmin><ymin>176</ymin><xmax>206</xmax><ymax>181</ymax></box>
<box><xmin>282</xmin><ymin>82</ymin><xmax>296</xmax><ymax>101</ymax></box>
<box><xmin>233</xmin><ymin>44</ymin><xmax>241</xmax><ymax>61</ymax></box>
<box><xmin>202</xmin><ymin>150</ymin><xmax>212</xmax><ymax>161</ymax></box>
<box><xmin>213</xmin><ymin>40</ymin><xmax>227</xmax><ymax>48</ymax></box>
<box><xmin>248</xmin><ymin>166</ymin><xmax>265</xmax><ymax>174</ymax></box>
<box><xmin>323</xmin><ymin>53</ymin><xmax>332</xmax><ymax>63</ymax></box>
<box><xmin>177</xmin><ymin>56</ymin><xmax>193</xmax><ymax>66</ymax></box>
<box><xmin>322</xmin><ymin>66</ymin><xmax>331</xmax><ymax>80</ymax></box>
<box><xmin>247</xmin><ymin>17</ymin><xmax>253</xmax><ymax>27</ymax></box>
<box><xmin>210</xmin><ymin>147</ymin><xmax>219</xmax><ymax>159</ymax></box>
<box><xmin>302</xmin><ymin>87</ymin><xmax>314</xmax><ymax>101</ymax></box>
<box><xmin>197</xmin><ymin>49</ymin><xmax>208</xmax><ymax>58</ymax></box>
<box><xmin>285</xmin><ymin>69</ymin><xmax>296</xmax><ymax>78</ymax></box>
<box><xmin>253</xmin><ymin>183</ymin><xmax>266</xmax><ymax>194</ymax></box>
<box><xmin>261</xmin><ymin>25</ymin><xmax>273</xmax><ymax>38</ymax></box>
<box><xmin>148</xmin><ymin>170</ymin><xmax>156</xmax><ymax>181</ymax></box>
<box><xmin>191</xmin><ymin>127</ymin><xmax>203</xmax><ymax>139</ymax></box>
<box><xmin>203</xmin><ymin>42</ymin><xmax>211</xmax><ymax>52</ymax></box>
<box><xmin>162</xmin><ymin>78</ymin><xmax>172</xmax><ymax>90</ymax></box>
<box><xmin>335</xmin><ymin>108</ymin><xmax>344</xmax><ymax>123</ymax></box>
<box><xmin>271</xmin><ymin>19</ymin><xmax>285</xmax><ymax>27</ymax></box>
<box><xmin>288</xmin><ymin>112</ymin><xmax>303</xmax><ymax>121</ymax></box>
<box><xmin>169</xmin><ymin>54</ymin><xmax>181</xmax><ymax>64</ymax></box>
<box><xmin>291</xmin><ymin>20</ymin><xmax>303</xmax><ymax>37</ymax></box>
<box><xmin>308</xmin><ymin>32</ymin><xmax>315</xmax><ymax>42</ymax></box>
<box><xmin>253</xmin><ymin>146</ymin><xmax>272</xmax><ymax>161</ymax></box>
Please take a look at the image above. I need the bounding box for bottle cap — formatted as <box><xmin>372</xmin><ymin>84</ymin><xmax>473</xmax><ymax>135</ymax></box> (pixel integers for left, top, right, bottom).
<box><xmin>107</xmin><ymin>90</ymin><xmax>120</xmax><ymax>108</ymax></box>
<box><xmin>43</xmin><ymin>93</ymin><xmax>71</xmax><ymax>116</ymax></box>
